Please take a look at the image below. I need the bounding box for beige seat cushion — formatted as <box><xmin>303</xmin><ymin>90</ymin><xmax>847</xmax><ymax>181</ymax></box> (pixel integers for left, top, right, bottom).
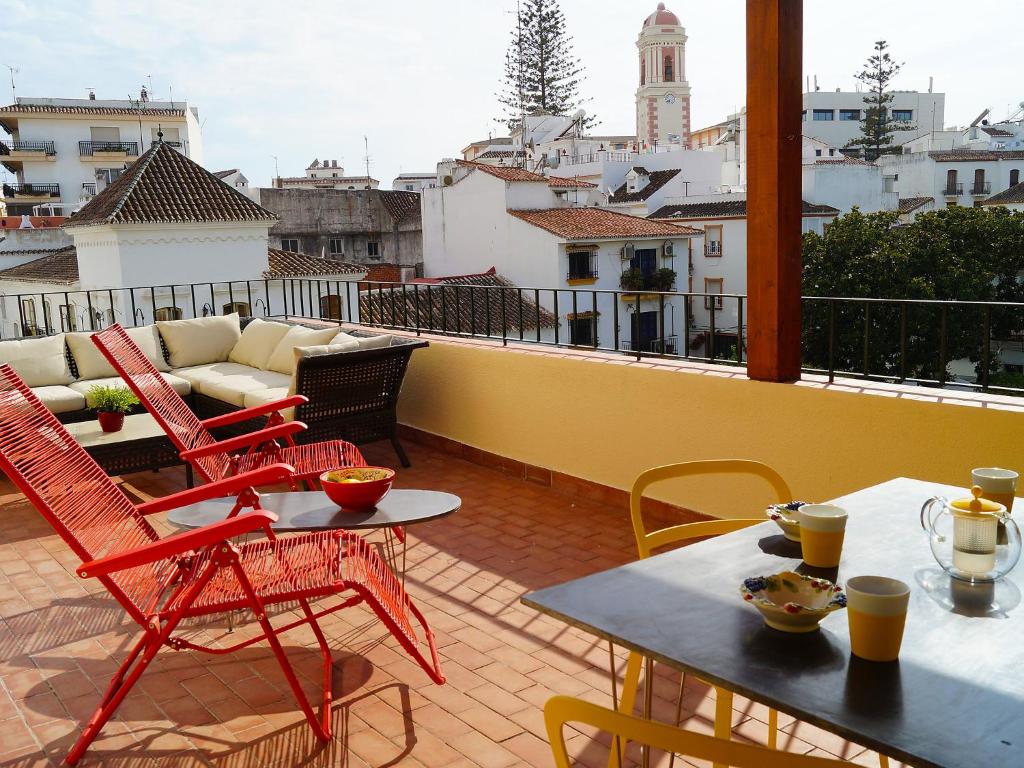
<box><xmin>172</xmin><ymin>362</ymin><xmax>291</xmax><ymax>407</ymax></box>
<box><xmin>157</xmin><ymin>313</ymin><xmax>241</xmax><ymax>369</ymax></box>
<box><xmin>242</xmin><ymin>386</ymin><xmax>296</xmax><ymax>421</ymax></box>
<box><xmin>265</xmin><ymin>325</ymin><xmax>342</xmax><ymax>375</ymax></box>
<box><xmin>33</xmin><ymin>385</ymin><xmax>87</xmax><ymax>414</ymax></box>
<box><xmin>329</xmin><ymin>331</ymin><xmax>394</xmax><ymax>350</ymax></box>
<box><xmin>68</xmin><ymin>373</ymin><xmax>191</xmax><ymax>407</ymax></box>
<box><xmin>0</xmin><ymin>334</ymin><xmax>73</xmax><ymax>386</ymax></box>
<box><xmin>293</xmin><ymin>333</ymin><xmax>393</xmax><ymax>367</ymax></box>
<box><xmin>66</xmin><ymin>326</ymin><xmax>170</xmax><ymax>379</ymax></box>
<box><xmin>228</xmin><ymin>319</ymin><xmax>291</xmax><ymax>370</ymax></box>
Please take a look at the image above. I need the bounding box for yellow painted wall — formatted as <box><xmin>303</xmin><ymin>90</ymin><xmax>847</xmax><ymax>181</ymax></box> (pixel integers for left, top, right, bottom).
<box><xmin>397</xmin><ymin>340</ymin><xmax>1024</xmax><ymax>519</ymax></box>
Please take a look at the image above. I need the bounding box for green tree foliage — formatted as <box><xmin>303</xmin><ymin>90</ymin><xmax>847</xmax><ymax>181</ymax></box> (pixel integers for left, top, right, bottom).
<box><xmin>497</xmin><ymin>0</ymin><xmax>592</xmax><ymax>130</ymax></box>
<box><xmin>845</xmin><ymin>41</ymin><xmax>914</xmax><ymax>161</ymax></box>
<box><xmin>802</xmin><ymin>206</ymin><xmax>1024</xmax><ymax>384</ymax></box>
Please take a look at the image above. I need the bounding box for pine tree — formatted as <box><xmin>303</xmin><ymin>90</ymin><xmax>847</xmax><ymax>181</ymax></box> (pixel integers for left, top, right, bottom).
<box><xmin>496</xmin><ymin>0</ymin><xmax>592</xmax><ymax>131</ymax></box>
<box><xmin>844</xmin><ymin>40</ymin><xmax>914</xmax><ymax>161</ymax></box>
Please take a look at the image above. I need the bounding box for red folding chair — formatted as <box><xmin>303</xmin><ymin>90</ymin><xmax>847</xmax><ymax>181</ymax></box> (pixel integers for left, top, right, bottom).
<box><xmin>90</xmin><ymin>324</ymin><xmax>366</xmax><ymax>492</ymax></box>
<box><xmin>0</xmin><ymin>365</ymin><xmax>445</xmax><ymax>765</ymax></box>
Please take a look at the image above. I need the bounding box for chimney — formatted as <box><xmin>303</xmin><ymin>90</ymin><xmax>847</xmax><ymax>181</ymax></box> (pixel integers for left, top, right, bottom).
<box><xmin>332</xmin><ymin>159</ymin><xmax>338</xmax><ymax>168</ymax></box>
<box><xmin>928</xmin><ymin>76</ymin><xmax>933</xmax><ymax>93</ymax></box>
<box><xmin>19</xmin><ymin>215</ymin><xmax>34</xmax><ymax>229</ymax></box>
<box><xmin>88</xmin><ymin>89</ymin><xmax>96</xmax><ymax>100</ymax></box>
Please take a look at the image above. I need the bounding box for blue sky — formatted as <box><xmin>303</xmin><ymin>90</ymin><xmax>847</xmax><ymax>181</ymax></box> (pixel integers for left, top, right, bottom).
<box><xmin>1</xmin><ymin>0</ymin><xmax>1020</xmax><ymax>189</ymax></box>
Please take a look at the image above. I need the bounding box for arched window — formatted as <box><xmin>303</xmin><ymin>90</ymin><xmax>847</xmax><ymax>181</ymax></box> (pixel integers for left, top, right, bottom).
<box><xmin>664</xmin><ymin>54</ymin><xmax>674</xmax><ymax>82</ymax></box>
<box><xmin>945</xmin><ymin>169</ymin><xmax>958</xmax><ymax>194</ymax></box>
<box><xmin>1011</xmin><ymin>169</ymin><xmax>1020</xmax><ymax>187</ymax></box>
<box><xmin>640</xmin><ymin>54</ymin><xmax>645</xmax><ymax>85</ymax></box>
<box><xmin>320</xmin><ymin>294</ymin><xmax>342</xmax><ymax>320</ymax></box>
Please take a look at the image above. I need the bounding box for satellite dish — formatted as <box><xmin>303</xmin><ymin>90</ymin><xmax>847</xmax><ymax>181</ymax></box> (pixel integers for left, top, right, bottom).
<box><xmin>573</xmin><ymin>109</ymin><xmax>586</xmax><ymax>122</ymax></box>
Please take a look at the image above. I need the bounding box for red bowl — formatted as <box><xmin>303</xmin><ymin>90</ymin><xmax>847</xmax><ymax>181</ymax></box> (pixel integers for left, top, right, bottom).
<box><xmin>320</xmin><ymin>466</ymin><xmax>395</xmax><ymax>511</ymax></box>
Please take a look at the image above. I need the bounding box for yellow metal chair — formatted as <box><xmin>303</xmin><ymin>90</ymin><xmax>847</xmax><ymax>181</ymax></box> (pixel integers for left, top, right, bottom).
<box><xmin>616</xmin><ymin>460</ymin><xmax>792</xmax><ymax>767</ymax></box>
<box><xmin>547</xmin><ymin>695</ymin><xmax>851</xmax><ymax>768</ymax></box>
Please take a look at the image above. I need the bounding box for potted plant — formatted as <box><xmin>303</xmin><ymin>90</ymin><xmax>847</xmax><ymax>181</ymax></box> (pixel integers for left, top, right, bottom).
<box><xmin>650</xmin><ymin>267</ymin><xmax>677</xmax><ymax>292</ymax></box>
<box><xmin>87</xmin><ymin>385</ymin><xmax>139</xmax><ymax>433</ymax></box>
<box><xmin>619</xmin><ymin>268</ymin><xmax>646</xmax><ymax>292</ymax></box>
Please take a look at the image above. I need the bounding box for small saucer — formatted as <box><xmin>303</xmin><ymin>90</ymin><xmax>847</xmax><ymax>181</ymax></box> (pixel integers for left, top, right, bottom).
<box><xmin>766</xmin><ymin>501</ymin><xmax>811</xmax><ymax>542</ymax></box>
<box><xmin>740</xmin><ymin>571</ymin><xmax>846</xmax><ymax>633</ymax></box>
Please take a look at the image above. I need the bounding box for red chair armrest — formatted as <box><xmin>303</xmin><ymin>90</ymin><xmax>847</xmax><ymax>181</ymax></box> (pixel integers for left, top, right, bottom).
<box><xmin>180</xmin><ymin>422</ymin><xmax>307</xmax><ymax>461</ymax></box>
<box><xmin>200</xmin><ymin>396</ymin><xmax>309</xmax><ymax>429</ymax></box>
<box><xmin>78</xmin><ymin>509</ymin><xmax>279</xmax><ymax>578</ymax></box>
<box><xmin>135</xmin><ymin>463</ymin><xmax>296</xmax><ymax>516</ymax></box>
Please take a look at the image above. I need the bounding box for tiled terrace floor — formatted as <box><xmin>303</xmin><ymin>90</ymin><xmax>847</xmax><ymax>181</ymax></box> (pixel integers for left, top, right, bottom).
<box><xmin>0</xmin><ymin>442</ymin><xmax>900</xmax><ymax>767</ymax></box>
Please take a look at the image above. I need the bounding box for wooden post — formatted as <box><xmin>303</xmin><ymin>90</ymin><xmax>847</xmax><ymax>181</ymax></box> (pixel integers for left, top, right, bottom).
<box><xmin>746</xmin><ymin>0</ymin><xmax>803</xmax><ymax>382</ymax></box>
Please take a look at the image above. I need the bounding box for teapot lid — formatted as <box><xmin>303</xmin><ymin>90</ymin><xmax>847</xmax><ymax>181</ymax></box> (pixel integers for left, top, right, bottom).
<box><xmin>951</xmin><ymin>485</ymin><xmax>1005</xmax><ymax>515</ymax></box>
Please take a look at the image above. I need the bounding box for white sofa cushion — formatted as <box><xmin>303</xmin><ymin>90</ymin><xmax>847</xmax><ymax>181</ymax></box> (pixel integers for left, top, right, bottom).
<box><xmin>33</xmin><ymin>385</ymin><xmax>87</xmax><ymax>414</ymax></box>
<box><xmin>328</xmin><ymin>331</ymin><xmax>394</xmax><ymax>350</ymax></box>
<box><xmin>228</xmin><ymin>319</ymin><xmax>291</xmax><ymax>370</ymax></box>
<box><xmin>242</xmin><ymin>386</ymin><xmax>296</xmax><ymax>421</ymax></box>
<box><xmin>265</xmin><ymin>325</ymin><xmax>341</xmax><ymax>375</ymax></box>
<box><xmin>157</xmin><ymin>313</ymin><xmax>241</xmax><ymax>368</ymax></box>
<box><xmin>68</xmin><ymin>373</ymin><xmax>191</xmax><ymax>407</ymax></box>
<box><xmin>0</xmin><ymin>334</ymin><xmax>73</xmax><ymax>386</ymax></box>
<box><xmin>172</xmin><ymin>362</ymin><xmax>291</xmax><ymax>407</ymax></box>
<box><xmin>293</xmin><ymin>339</ymin><xmax>360</xmax><ymax>361</ymax></box>
<box><xmin>66</xmin><ymin>326</ymin><xmax>170</xmax><ymax>379</ymax></box>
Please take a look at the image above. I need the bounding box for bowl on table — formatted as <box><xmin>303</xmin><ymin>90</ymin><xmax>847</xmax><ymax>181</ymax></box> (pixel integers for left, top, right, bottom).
<box><xmin>766</xmin><ymin>501</ymin><xmax>811</xmax><ymax>541</ymax></box>
<box><xmin>320</xmin><ymin>467</ymin><xmax>395</xmax><ymax>511</ymax></box>
<box><xmin>740</xmin><ymin>570</ymin><xmax>846</xmax><ymax>633</ymax></box>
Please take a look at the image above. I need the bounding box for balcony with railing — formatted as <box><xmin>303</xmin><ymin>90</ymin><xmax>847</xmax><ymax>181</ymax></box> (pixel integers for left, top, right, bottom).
<box><xmin>704</xmin><ymin>241</ymin><xmax>723</xmax><ymax>257</ymax></box>
<box><xmin>1</xmin><ymin>182</ymin><xmax>60</xmax><ymax>199</ymax></box>
<box><xmin>943</xmin><ymin>182</ymin><xmax>964</xmax><ymax>197</ymax></box>
<box><xmin>78</xmin><ymin>140</ymin><xmax>140</xmax><ymax>157</ymax></box>
<box><xmin>971</xmin><ymin>181</ymin><xmax>992</xmax><ymax>196</ymax></box>
<box><xmin>0</xmin><ymin>139</ymin><xmax>57</xmax><ymax>158</ymax></box>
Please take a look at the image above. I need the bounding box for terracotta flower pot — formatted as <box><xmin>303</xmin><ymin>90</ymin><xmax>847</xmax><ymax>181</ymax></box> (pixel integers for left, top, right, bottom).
<box><xmin>97</xmin><ymin>411</ymin><xmax>125</xmax><ymax>433</ymax></box>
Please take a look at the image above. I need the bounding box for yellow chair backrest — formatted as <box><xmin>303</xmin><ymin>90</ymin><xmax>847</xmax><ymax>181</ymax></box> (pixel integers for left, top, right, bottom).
<box><xmin>546</xmin><ymin>696</ymin><xmax>848</xmax><ymax>768</ymax></box>
<box><xmin>630</xmin><ymin>459</ymin><xmax>792</xmax><ymax>558</ymax></box>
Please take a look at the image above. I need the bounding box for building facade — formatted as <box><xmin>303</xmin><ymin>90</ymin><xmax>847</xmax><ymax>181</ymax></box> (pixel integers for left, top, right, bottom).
<box><xmin>272</xmin><ymin>159</ymin><xmax>379</xmax><ymax>190</ymax></box>
<box><xmin>0</xmin><ymin>96</ymin><xmax>202</xmax><ymax>217</ymax></box>
<box><xmin>802</xmin><ymin>88</ymin><xmax>945</xmax><ymax>150</ymax></box>
<box><xmin>392</xmin><ymin>173</ymin><xmax>437</xmax><ymax>192</ymax></box>
<box><xmin>635</xmin><ymin>3</ymin><xmax>691</xmax><ymax>150</ymax></box>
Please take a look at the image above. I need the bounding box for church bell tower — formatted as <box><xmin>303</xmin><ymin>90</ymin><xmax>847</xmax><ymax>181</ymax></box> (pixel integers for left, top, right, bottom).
<box><xmin>635</xmin><ymin>3</ymin><xmax>691</xmax><ymax>149</ymax></box>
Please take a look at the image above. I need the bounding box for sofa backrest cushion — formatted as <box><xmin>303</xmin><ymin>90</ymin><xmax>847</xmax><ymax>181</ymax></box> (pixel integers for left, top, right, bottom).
<box><xmin>67</xmin><ymin>325</ymin><xmax>170</xmax><ymax>379</ymax></box>
<box><xmin>0</xmin><ymin>334</ymin><xmax>74</xmax><ymax>387</ymax></box>
<box><xmin>228</xmin><ymin>318</ymin><xmax>291</xmax><ymax>370</ymax></box>
<box><xmin>157</xmin><ymin>313</ymin><xmax>241</xmax><ymax>368</ymax></box>
<box><xmin>265</xmin><ymin>325</ymin><xmax>342</xmax><ymax>374</ymax></box>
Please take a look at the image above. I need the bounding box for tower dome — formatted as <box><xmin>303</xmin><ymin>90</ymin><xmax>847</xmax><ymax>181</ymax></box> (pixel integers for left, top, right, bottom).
<box><xmin>643</xmin><ymin>2</ymin><xmax>680</xmax><ymax>28</ymax></box>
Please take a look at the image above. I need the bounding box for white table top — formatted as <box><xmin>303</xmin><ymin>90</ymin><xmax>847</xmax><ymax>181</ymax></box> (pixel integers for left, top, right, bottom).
<box><xmin>65</xmin><ymin>413</ymin><xmax>165</xmax><ymax>447</ymax></box>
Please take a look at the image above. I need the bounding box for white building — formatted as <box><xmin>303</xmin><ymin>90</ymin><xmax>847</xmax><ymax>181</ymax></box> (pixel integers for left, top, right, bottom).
<box><xmin>392</xmin><ymin>173</ymin><xmax>437</xmax><ymax>192</ymax></box>
<box><xmin>802</xmin><ymin>87</ymin><xmax>945</xmax><ymax>150</ymax></box>
<box><xmin>0</xmin><ymin>141</ymin><xmax>364</xmax><ymax>338</ymax></box>
<box><xmin>635</xmin><ymin>3</ymin><xmax>691</xmax><ymax>149</ymax></box>
<box><xmin>273</xmin><ymin>158</ymin><xmax>379</xmax><ymax>190</ymax></box>
<box><xmin>0</xmin><ymin>95</ymin><xmax>202</xmax><ymax>218</ymax></box>
<box><xmin>880</xmin><ymin>148</ymin><xmax>1024</xmax><ymax>211</ymax></box>
<box><xmin>213</xmin><ymin>168</ymin><xmax>250</xmax><ymax>190</ymax></box>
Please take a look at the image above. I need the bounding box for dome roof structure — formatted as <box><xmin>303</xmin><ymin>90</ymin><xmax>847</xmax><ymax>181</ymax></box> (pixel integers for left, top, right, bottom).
<box><xmin>643</xmin><ymin>2</ymin><xmax>680</xmax><ymax>28</ymax></box>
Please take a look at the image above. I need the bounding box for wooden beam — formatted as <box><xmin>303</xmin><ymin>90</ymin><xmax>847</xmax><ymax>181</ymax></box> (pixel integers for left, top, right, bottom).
<box><xmin>746</xmin><ymin>0</ymin><xmax>803</xmax><ymax>382</ymax></box>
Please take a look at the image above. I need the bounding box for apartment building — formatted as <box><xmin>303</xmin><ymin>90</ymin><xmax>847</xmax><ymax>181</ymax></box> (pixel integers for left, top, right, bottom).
<box><xmin>272</xmin><ymin>158</ymin><xmax>379</xmax><ymax>190</ymax></box>
<box><xmin>802</xmin><ymin>88</ymin><xmax>945</xmax><ymax>149</ymax></box>
<box><xmin>0</xmin><ymin>96</ymin><xmax>202</xmax><ymax>217</ymax></box>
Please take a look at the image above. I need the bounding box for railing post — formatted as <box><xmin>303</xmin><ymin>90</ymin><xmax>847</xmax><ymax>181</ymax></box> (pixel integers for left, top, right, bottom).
<box><xmin>982</xmin><ymin>305</ymin><xmax>991</xmax><ymax>392</ymax></box>
<box><xmin>899</xmin><ymin>303</ymin><xmax>907</xmax><ymax>383</ymax></box>
<box><xmin>862</xmin><ymin>300</ymin><xmax>870</xmax><ymax>377</ymax></box>
<box><xmin>827</xmin><ymin>299</ymin><xmax>835</xmax><ymax>383</ymax></box>
<box><xmin>736</xmin><ymin>297</ymin><xmax>744</xmax><ymax>364</ymax></box>
<box><xmin>939</xmin><ymin>305</ymin><xmax>948</xmax><ymax>386</ymax></box>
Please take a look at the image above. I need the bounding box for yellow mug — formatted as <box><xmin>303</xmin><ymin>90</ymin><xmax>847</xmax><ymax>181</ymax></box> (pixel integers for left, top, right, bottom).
<box><xmin>972</xmin><ymin>467</ymin><xmax>1018</xmax><ymax>513</ymax></box>
<box><xmin>798</xmin><ymin>504</ymin><xmax>847</xmax><ymax>568</ymax></box>
<box><xmin>846</xmin><ymin>576</ymin><xmax>910</xmax><ymax>662</ymax></box>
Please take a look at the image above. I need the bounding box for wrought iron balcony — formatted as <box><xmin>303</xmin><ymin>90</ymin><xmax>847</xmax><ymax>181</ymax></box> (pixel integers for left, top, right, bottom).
<box><xmin>943</xmin><ymin>183</ymin><xmax>963</xmax><ymax>197</ymax></box>
<box><xmin>78</xmin><ymin>141</ymin><xmax>140</xmax><ymax>157</ymax></box>
<box><xmin>971</xmin><ymin>182</ymin><xmax>992</xmax><ymax>196</ymax></box>
<box><xmin>0</xmin><ymin>140</ymin><xmax>56</xmax><ymax>156</ymax></box>
<box><xmin>1</xmin><ymin>182</ymin><xmax>60</xmax><ymax>198</ymax></box>
<box><xmin>704</xmin><ymin>241</ymin><xmax>723</xmax><ymax>257</ymax></box>
<box><xmin>567</xmin><ymin>269</ymin><xmax>599</xmax><ymax>281</ymax></box>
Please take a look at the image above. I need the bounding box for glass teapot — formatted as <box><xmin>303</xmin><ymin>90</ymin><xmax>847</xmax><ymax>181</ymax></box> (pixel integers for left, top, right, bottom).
<box><xmin>921</xmin><ymin>486</ymin><xmax>1021</xmax><ymax>582</ymax></box>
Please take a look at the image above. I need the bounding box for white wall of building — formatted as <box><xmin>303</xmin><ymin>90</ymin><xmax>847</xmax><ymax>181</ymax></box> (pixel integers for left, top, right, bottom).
<box><xmin>880</xmin><ymin>152</ymin><xmax>1024</xmax><ymax>206</ymax></box>
<box><xmin>802</xmin><ymin>90</ymin><xmax>945</xmax><ymax>149</ymax></box>
<box><xmin>802</xmin><ymin>163</ymin><xmax>891</xmax><ymax>213</ymax></box>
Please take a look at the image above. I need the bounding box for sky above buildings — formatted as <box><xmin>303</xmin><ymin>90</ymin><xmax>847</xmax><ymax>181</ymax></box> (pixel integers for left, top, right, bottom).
<box><xmin>1</xmin><ymin>0</ymin><xmax>1021</xmax><ymax>189</ymax></box>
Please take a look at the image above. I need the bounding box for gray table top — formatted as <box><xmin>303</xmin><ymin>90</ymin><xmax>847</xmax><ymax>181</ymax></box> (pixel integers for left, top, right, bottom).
<box><xmin>65</xmin><ymin>413</ymin><xmax>166</xmax><ymax>447</ymax></box>
<box><xmin>167</xmin><ymin>489</ymin><xmax>461</xmax><ymax>531</ymax></box>
<box><xmin>523</xmin><ymin>477</ymin><xmax>1024</xmax><ymax>768</ymax></box>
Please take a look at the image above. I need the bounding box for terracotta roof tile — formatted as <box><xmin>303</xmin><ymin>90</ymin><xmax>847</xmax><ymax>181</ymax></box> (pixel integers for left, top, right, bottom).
<box><xmin>609</xmin><ymin>169</ymin><xmax>681</xmax><ymax>203</ymax></box>
<box><xmin>898</xmin><ymin>196</ymin><xmax>933</xmax><ymax>214</ymax></box>
<box><xmin>379</xmin><ymin>190</ymin><xmax>422</xmax><ymax>224</ymax></box>
<box><xmin>0</xmin><ymin>103</ymin><xmax>185</xmax><ymax>118</ymax></box>
<box><xmin>927</xmin><ymin>149</ymin><xmax>1024</xmax><ymax>162</ymax></box>
<box><xmin>477</xmin><ymin>150</ymin><xmax>527</xmax><ymax>159</ymax></box>
<box><xmin>509</xmin><ymin>207</ymin><xmax>701</xmax><ymax>239</ymax></box>
<box><xmin>982</xmin><ymin>182</ymin><xmax>1024</xmax><ymax>206</ymax></box>
<box><xmin>212</xmin><ymin>168</ymin><xmax>239</xmax><ymax>179</ymax></box>
<box><xmin>981</xmin><ymin>127</ymin><xmax>1015</xmax><ymax>138</ymax></box>
<box><xmin>456</xmin><ymin>160</ymin><xmax>547</xmax><ymax>183</ymax></box>
<box><xmin>649</xmin><ymin>199</ymin><xmax>840</xmax><ymax>219</ymax></box>
<box><xmin>814</xmin><ymin>156</ymin><xmax>874</xmax><ymax>166</ymax></box>
<box><xmin>67</xmin><ymin>142</ymin><xmax>277</xmax><ymax>227</ymax></box>
<box><xmin>265</xmin><ymin>248</ymin><xmax>362</xmax><ymax>278</ymax></box>
<box><xmin>275</xmin><ymin>175</ymin><xmax>378</xmax><ymax>185</ymax></box>
<box><xmin>547</xmin><ymin>176</ymin><xmax>597</xmax><ymax>189</ymax></box>
<box><xmin>0</xmin><ymin>246</ymin><xmax>78</xmax><ymax>284</ymax></box>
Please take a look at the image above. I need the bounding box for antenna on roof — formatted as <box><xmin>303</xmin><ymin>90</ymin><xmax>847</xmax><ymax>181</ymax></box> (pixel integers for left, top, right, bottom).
<box><xmin>5</xmin><ymin>65</ymin><xmax>18</xmax><ymax>103</ymax></box>
<box><xmin>363</xmin><ymin>136</ymin><xmax>373</xmax><ymax>188</ymax></box>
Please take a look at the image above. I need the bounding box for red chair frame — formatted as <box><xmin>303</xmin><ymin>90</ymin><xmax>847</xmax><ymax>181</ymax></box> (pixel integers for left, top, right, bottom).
<box><xmin>90</xmin><ymin>324</ymin><xmax>367</xmax><ymax>492</ymax></box>
<box><xmin>0</xmin><ymin>365</ymin><xmax>444</xmax><ymax>765</ymax></box>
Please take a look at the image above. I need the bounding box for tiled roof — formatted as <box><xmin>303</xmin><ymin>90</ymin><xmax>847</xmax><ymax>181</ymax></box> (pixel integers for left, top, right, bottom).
<box><xmin>547</xmin><ymin>176</ymin><xmax>597</xmax><ymax>189</ymax></box>
<box><xmin>898</xmin><ymin>196</ymin><xmax>933</xmax><ymax>214</ymax></box>
<box><xmin>0</xmin><ymin>103</ymin><xmax>185</xmax><ymax>118</ymax></box>
<box><xmin>982</xmin><ymin>182</ymin><xmax>1024</xmax><ymax>206</ymax></box>
<box><xmin>649</xmin><ymin>199</ymin><xmax>840</xmax><ymax>219</ymax></box>
<box><xmin>67</xmin><ymin>142</ymin><xmax>277</xmax><ymax>227</ymax></box>
<box><xmin>0</xmin><ymin>246</ymin><xmax>78</xmax><ymax>284</ymax></box>
<box><xmin>981</xmin><ymin>127</ymin><xmax>1015</xmax><ymax>138</ymax></box>
<box><xmin>379</xmin><ymin>190</ymin><xmax>421</xmax><ymax>224</ymax></box>
<box><xmin>609</xmin><ymin>169</ymin><xmax>681</xmax><ymax>203</ymax></box>
<box><xmin>213</xmin><ymin>169</ymin><xmax>239</xmax><ymax>179</ymax></box>
<box><xmin>814</xmin><ymin>156</ymin><xmax>874</xmax><ymax>166</ymax></box>
<box><xmin>509</xmin><ymin>207</ymin><xmax>701</xmax><ymax>239</ymax></box>
<box><xmin>265</xmin><ymin>248</ymin><xmax>362</xmax><ymax>278</ymax></box>
<box><xmin>927</xmin><ymin>149</ymin><xmax>1024</xmax><ymax>162</ymax></box>
<box><xmin>456</xmin><ymin>160</ymin><xmax>547</xmax><ymax>183</ymax></box>
<box><xmin>360</xmin><ymin>269</ymin><xmax>557</xmax><ymax>333</ymax></box>
<box><xmin>477</xmin><ymin>150</ymin><xmax>528</xmax><ymax>159</ymax></box>
<box><xmin>276</xmin><ymin>176</ymin><xmax>378</xmax><ymax>185</ymax></box>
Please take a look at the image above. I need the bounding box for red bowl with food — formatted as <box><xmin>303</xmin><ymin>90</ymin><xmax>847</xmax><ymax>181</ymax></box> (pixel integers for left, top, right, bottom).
<box><xmin>320</xmin><ymin>467</ymin><xmax>395</xmax><ymax>511</ymax></box>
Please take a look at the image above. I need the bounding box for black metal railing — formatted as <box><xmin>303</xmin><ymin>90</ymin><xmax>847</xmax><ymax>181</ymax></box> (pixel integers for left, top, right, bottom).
<box><xmin>971</xmin><ymin>182</ymin><xmax>992</xmax><ymax>195</ymax></box>
<box><xmin>567</xmin><ymin>269</ymin><xmax>599</xmax><ymax>280</ymax></box>
<box><xmin>78</xmin><ymin>140</ymin><xmax>140</xmax><ymax>156</ymax></box>
<box><xmin>943</xmin><ymin>183</ymin><xmax>963</xmax><ymax>196</ymax></box>
<box><xmin>0</xmin><ymin>140</ymin><xmax>56</xmax><ymax>155</ymax></box>
<box><xmin>2</xmin><ymin>278</ymin><xmax>1023</xmax><ymax>396</ymax></box>
<box><xmin>1</xmin><ymin>182</ymin><xmax>60</xmax><ymax>197</ymax></box>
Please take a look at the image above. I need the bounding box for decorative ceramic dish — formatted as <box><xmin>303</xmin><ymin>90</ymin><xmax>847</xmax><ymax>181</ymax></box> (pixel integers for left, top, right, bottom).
<box><xmin>740</xmin><ymin>571</ymin><xmax>846</xmax><ymax>633</ymax></box>
<box><xmin>320</xmin><ymin>467</ymin><xmax>395</xmax><ymax>511</ymax></box>
<box><xmin>766</xmin><ymin>501</ymin><xmax>811</xmax><ymax>542</ymax></box>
